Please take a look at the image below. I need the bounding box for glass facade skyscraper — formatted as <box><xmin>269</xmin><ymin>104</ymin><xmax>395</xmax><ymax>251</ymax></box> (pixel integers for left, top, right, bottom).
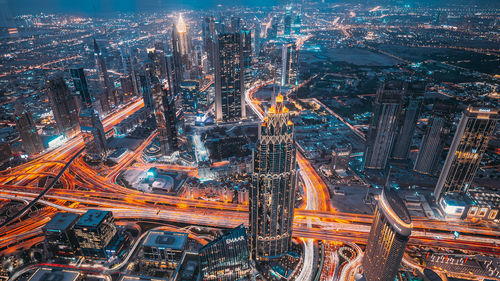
<box><xmin>362</xmin><ymin>187</ymin><xmax>412</xmax><ymax>281</ymax></box>
<box><xmin>215</xmin><ymin>32</ymin><xmax>246</xmax><ymax>122</ymax></box>
<box><xmin>250</xmin><ymin>94</ymin><xmax>297</xmax><ymax>261</ymax></box>
<box><xmin>199</xmin><ymin>225</ymin><xmax>251</xmax><ymax>281</ymax></box>
<box><xmin>47</xmin><ymin>76</ymin><xmax>80</xmax><ymax>138</ymax></box>
<box><xmin>434</xmin><ymin>106</ymin><xmax>499</xmax><ymax>200</ymax></box>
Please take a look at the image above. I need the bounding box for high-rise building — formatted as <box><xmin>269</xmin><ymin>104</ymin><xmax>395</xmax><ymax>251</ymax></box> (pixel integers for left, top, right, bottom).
<box><xmin>199</xmin><ymin>224</ymin><xmax>251</xmax><ymax>281</ymax></box>
<box><xmin>14</xmin><ymin>103</ymin><xmax>44</xmax><ymax>155</ymax></box>
<box><xmin>363</xmin><ymin>81</ymin><xmax>404</xmax><ymax>170</ymax></box>
<box><xmin>281</xmin><ymin>42</ymin><xmax>298</xmax><ymax>87</ymax></box>
<box><xmin>231</xmin><ymin>16</ymin><xmax>242</xmax><ymax>32</ymax></box>
<box><xmin>362</xmin><ymin>187</ymin><xmax>412</xmax><ymax>281</ymax></box>
<box><xmin>267</xmin><ymin>16</ymin><xmax>278</xmax><ymax>39</ymax></box>
<box><xmin>73</xmin><ymin>209</ymin><xmax>117</xmax><ymax>259</ymax></box>
<box><xmin>292</xmin><ymin>14</ymin><xmax>301</xmax><ymax>35</ymax></box>
<box><xmin>253</xmin><ymin>23</ymin><xmax>261</xmax><ymax>56</ymax></box>
<box><xmin>120</xmin><ymin>74</ymin><xmax>135</xmax><ymax>103</ymax></box>
<box><xmin>202</xmin><ymin>16</ymin><xmax>217</xmax><ymax>69</ymax></box>
<box><xmin>434</xmin><ymin>107</ymin><xmax>499</xmax><ymax>201</ymax></box>
<box><xmin>165</xmin><ymin>53</ymin><xmax>181</xmax><ymax>96</ymax></box>
<box><xmin>250</xmin><ymin>94</ymin><xmax>297</xmax><ymax>261</ymax></box>
<box><xmin>391</xmin><ymin>81</ymin><xmax>425</xmax><ymax>160</ymax></box>
<box><xmin>241</xmin><ymin>29</ymin><xmax>252</xmax><ymax>86</ymax></box>
<box><xmin>180</xmin><ymin>80</ymin><xmax>199</xmax><ymax>114</ymax></box>
<box><xmin>121</xmin><ymin>48</ymin><xmax>139</xmax><ymax>98</ymax></box>
<box><xmin>414</xmin><ymin>103</ymin><xmax>453</xmax><ymax>175</ymax></box>
<box><xmin>93</xmin><ymin>39</ymin><xmax>113</xmax><ymax>113</ymax></box>
<box><xmin>215</xmin><ymin>32</ymin><xmax>245</xmax><ymax>122</ymax></box>
<box><xmin>79</xmin><ymin>108</ymin><xmax>107</xmax><ymax>159</ymax></box>
<box><xmin>47</xmin><ymin>76</ymin><xmax>80</xmax><ymax>138</ymax></box>
<box><xmin>70</xmin><ymin>68</ymin><xmax>93</xmax><ymax>108</ymax></box>
<box><xmin>284</xmin><ymin>6</ymin><xmax>292</xmax><ymax>36</ymax></box>
<box><xmin>172</xmin><ymin>14</ymin><xmax>193</xmax><ymax>73</ymax></box>
<box><xmin>139</xmin><ymin>72</ymin><xmax>154</xmax><ymax>110</ymax></box>
<box><xmin>152</xmin><ymin>80</ymin><xmax>178</xmax><ymax>155</ymax></box>
<box><xmin>42</xmin><ymin>212</ymin><xmax>80</xmax><ymax>258</ymax></box>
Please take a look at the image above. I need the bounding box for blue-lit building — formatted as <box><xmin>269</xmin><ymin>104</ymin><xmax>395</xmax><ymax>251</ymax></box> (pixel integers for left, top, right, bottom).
<box><xmin>42</xmin><ymin>212</ymin><xmax>80</xmax><ymax>258</ymax></box>
<box><xmin>180</xmin><ymin>80</ymin><xmax>199</xmax><ymax>114</ymax></box>
<box><xmin>199</xmin><ymin>225</ymin><xmax>251</xmax><ymax>281</ymax></box>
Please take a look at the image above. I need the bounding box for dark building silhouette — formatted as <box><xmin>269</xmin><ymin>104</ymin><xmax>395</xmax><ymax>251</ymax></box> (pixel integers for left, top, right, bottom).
<box><xmin>363</xmin><ymin>80</ymin><xmax>404</xmax><ymax>170</ymax></box>
<box><xmin>250</xmin><ymin>94</ymin><xmax>296</xmax><ymax>261</ymax></box>
<box><xmin>42</xmin><ymin>212</ymin><xmax>80</xmax><ymax>258</ymax></box>
<box><xmin>73</xmin><ymin>209</ymin><xmax>117</xmax><ymax>259</ymax></box>
<box><xmin>414</xmin><ymin>103</ymin><xmax>453</xmax><ymax>175</ymax></box>
<box><xmin>281</xmin><ymin>42</ymin><xmax>298</xmax><ymax>87</ymax></box>
<box><xmin>391</xmin><ymin>81</ymin><xmax>425</xmax><ymax>160</ymax></box>
<box><xmin>93</xmin><ymin>39</ymin><xmax>113</xmax><ymax>113</ymax></box>
<box><xmin>215</xmin><ymin>32</ymin><xmax>245</xmax><ymax>122</ymax></box>
<box><xmin>363</xmin><ymin>187</ymin><xmax>412</xmax><ymax>281</ymax></box>
<box><xmin>47</xmin><ymin>76</ymin><xmax>80</xmax><ymax>138</ymax></box>
<box><xmin>180</xmin><ymin>80</ymin><xmax>199</xmax><ymax>114</ymax></box>
<box><xmin>199</xmin><ymin>225</ymin><xmax>251</xmax><ymax>281</ymax></box>
<box><xmin>139</xmin><ymin>72</ymin><xmax>154</xmax><ymax>110</ymax></box>
<box><xmin>14</xmin><ymin>103</ymin><xmax>43</xmax><ymax>155</ymax></box>
<box><xmin>78</xmin><ymin>108</ymin><xmax>107</xmax><ymax>159</ymax></box>
<box><xmin>434</xmin><ymin>106</ymin><xmax>499</xmax><ymax>200</ymax></box>
<box><xmin>152</xmin><ymin>80</ymin><xmax>178</xmax><ymax>155</ymax></box>
<box><xmin>241</xmin><ymin>29</ymin><xmax>253</xmax><ymax>86</ymax></box>
<box><xmin>70</xmin><ymin>67</ymin><xmax>92</xmax><ymax>108</ymax></box>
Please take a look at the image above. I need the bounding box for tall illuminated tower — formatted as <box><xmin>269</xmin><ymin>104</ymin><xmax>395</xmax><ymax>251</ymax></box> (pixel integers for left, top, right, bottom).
<box><xmin>14</xmin><ymin>103</ymin><xmax>44</xmax><ymax>155</ymax></box>
<box><xmin>215</xmin><ymin>32</ymin><xmax>245</xmax><ymax>122</ymax></box>
<box><xmin>202</xmin><ymin>16</ymin><xmax>217</xmax><ymax>69</ymax></box>
<box><xmin>414</xmin><ymin>103</ymin><xmax>453</xmax><ymax>175</ymax></box>
<box><xmin>250</xmin><ymin>94</ymin><xmax>297</xmax><ymax>261</ymax></box>
<box><xmin>391</xmin><ymin>81</ymin><xmax>425</xmax><ymax>160</ymax></box>
<box><xmin>434</xmin><ymin>106</ymin><xmax>499</xmax><ymax>200</ymax></box>
<box><xmin>93</xmin><ymin>39</ymin><xmax>112</xmax><ymax>113</ymax></box>
<box><xmin>362</xmin><ymin>187</ymin><xmax>412</xmax><ymax>281</ymax></box>
<box><xmin>241</xmin><ymin>29</ymin><xmax>252</xmax><ymax>86</ymax></box>
<box><xmin>363</xmin><ymin>80</ymin><xmax>403</xmax><ymax>170</ymax></box>
<box><xmin>47</xmin><ymin>76</ymin><xmax>80</xmax><ymax>138</ymax></box>
<box><xmin>172</xmin><ymin>14</ymin><xmax>193</xmax><ymax>72</ymax></box>
<box><xmin>281</xmin><ymin>42</ymin><xmax>298</xmax><ymax>87</ymax></box>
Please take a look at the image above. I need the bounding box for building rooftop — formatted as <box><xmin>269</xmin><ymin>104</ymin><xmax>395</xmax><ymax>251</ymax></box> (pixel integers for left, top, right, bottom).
<box><xmin>27</xmin><ymin>268</ymin><xmax>80</xmax><ymax>281</ymax></box>
<box><xmin>142</xmin><ymin>230</ymin><xmax>188</xmax><ymax>251</ymax></box>
<box><xmin>43</xmin><ymin>212</ymin><xmax>80</xmax><ymax>232</ymax></box>
<box><xmin>379</xmin><ymin>187</ymin><xmax>412</xmax><ymax>236</ymax></box>
<box><xmin>75</xmin><ymin>209</ymin><xmax>110</xmax><ymax>228</ymax></box>
<box><xmin>119</xmin><ymin>275</ymin><xmax>170</xmax><ymax>281</ymax></box>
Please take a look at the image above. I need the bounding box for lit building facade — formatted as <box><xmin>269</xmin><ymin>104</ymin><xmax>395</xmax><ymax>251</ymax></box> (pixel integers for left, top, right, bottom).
<box><xmin>414</xmin><ymin>103</ymin><xmax>453</xmax><ymax>175</ymax></box>
<box><xmin>73</xmin><ymin>210</ymin><xmax>117</xmax><ymax>259</ymax></box>
<box><xmin>180</xmin><ymin>80</ymin><xmax>199</xmax><ymax>114</ymax></box>
<box><xmin>250</xmin><ymin>94</ymin><xmax>297</xmax><ymax>261</ymax></box>
<box><xmin>172</xmin><ymin>14</ymin><xmax>193</xmax><ymax>73</ymax></box>
<box><xmin>47</xmin><ymin>76</ymin><xmax>80</xmax><ymax>138</ymax></box>
<box><xmin>391</xmin><ymin>81</ymin><xmax>425</xmax><ymax>160</ymax></box>
<box><xmin>14</xmin><ymin>103</ymin><xmax>44</xmax><ymax>155</ymax></box>
<box><xmin>284</xmin><ymin>6</ymin><xmax>292</xmax><ymax>36</ymax></box>
<box><xmin>363</xmin><ymin>80</ymin><xmax>403</xmax><ymax>170</ymax></box>
<box><xmin>241</xmin><ymin>29</ymin><xmax>253</xmax><ymax>87</ymax></box>
<box><xmin>331</xmin><ymin>145</ymin><xmax>351</xmax><ymax>173</ymax></box>
<box><xmin>199</xmin><ymin>224</ymin><xmax>251</xmax><ymax>281</ymax></box>
<box><xmin>215</xmin><ymin>32</ymin><xmax>245</xmax><ymax>122</ymax></box>
<box><xmin>140</xmin><ymin>230</ymin><xmax>188</xmax><ymax>270</ymax></box>
<box><xmin>281</xmin><ymin>42</ymin><xmax>298</xmax><ymax>87</ymax></box>
<box><xmin>363</xmin><ymin>187</ymin><xmax>412</xmax><ymax>281</ymax></box>
<box><xmin>42</xmin><ymin>212</ymin><xmax>80</xmax><ymax>258</ymax></box>
<box><xmin>93</xmin><ymin>39</ymin><xmax>112</xmax><ymax>113</ymax></box>
<box><xmin>434</xmin><ymin>106</ymin><xmax>499</xmax><ymax>200</ymax></box>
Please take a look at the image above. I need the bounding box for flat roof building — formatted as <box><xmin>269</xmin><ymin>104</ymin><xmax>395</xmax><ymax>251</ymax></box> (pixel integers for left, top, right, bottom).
<box><xmin>140</xmin><ymin>230</ymin><xmax>188</xmax><ymax>270</ymax></box>
<box><xmin>42</xmin><ymin>212</ymin><xmax>80</xmax><ymax>258</ymax></box>
<box><xmin>27</xmin><ymin>268</ymin><xmax>81</xmax><ymax>281</ymax></box>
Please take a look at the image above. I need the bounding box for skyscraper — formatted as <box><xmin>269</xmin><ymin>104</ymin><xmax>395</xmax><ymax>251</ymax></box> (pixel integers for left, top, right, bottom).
<box><xmin>231</xmin><ymin>16</ymin><xmax>242</xmax><ymax>33</ymax></box>
<box><xmin>47</xmin><ymin>76</ymin><xmax>80</xmax><ymax>138</ymax></box>
<box><xmin>292</xmin><ymin>14</ymin><xmax>301</xmax><ymax>35</ymax></box>
<box><xmin>199</xmin><ymin>225</ymin><xmax>251</xmax><ymax>281</ymax></box>
<box><xmin>70</xmin><ymin>67</ymin><xmax>93</xmax><ymax>108</ymax></box>
<box><xmin>14</xmin><ymin>103</ymin><xmax>44</xmax><ymax>155</ymax></box>
<box><xmin>241</xmin><ymin>29</ymin><xmax>253</xmax><ymax>86</ymax></box>
<box><xmin>284</xmin><ymin>6</ymin><xmax>292</xmax><ymax>36</ymax></box>
<box><xmin>215</xmin><ymin>32</ymin><xmax>245</xmax><ymax>122</ymax></box>
<box><xmin>202</xmin><ymin>16</ymin><xmax>217</xmax><ymax>69</ymax></box>
<box><xmin>93</xmin><ymin>39</ymin><xmax>112</xmax><ymax>113</ymax></box>
<box><xmin>434</xmin><ymin>106</ymin><xmax>499</xmax><ymax>201</ymax></box>
<box><xmin>172</xmin><ymin>14</ymin><xmax>193</xmax><ymax>74</ymax></box>
<box><xmin>180</xmin><ymin>80</ymin><xmax>199</xmax><ymax>114</ymax></box>
<box><xmin>139</xmin><ymin>72</ymin><xmax>154</xmax><ymax>110</ymax></box>
<box><xmin>250</xmin><ymin>94</ymin><xmax>297</xmax><ymax>261</ymax></box>
<box><xmin>281</xmin><ymin>42</ymin><xmax>298</xmax><ymax>87</ymax></box>
<box><xmin>391</xmin><ymin>81</ymin><xmax>425</xmax><ymax>160</ymax></box>
<box><xmin>362</xmin><ymin>187</ymin><xmax>412</xmax><ymax>281</ymax></box>
<box><xmin>152</xmin><ymin>79</ymin><xmax>178</xmax><ymax>155</ymax></box>
<box><xmin>121</xmin><ymin>48</ymin><xmax>139</xmax><ymax>98</ymax></box>
<box><xmin>78</xmin><ymin>108</ymin><xmax>107</xmax><ymax>159</ymax></box>
<box><xmin>267</xmin><ymin>16</ymin><xmax>278</xmax><ymax>39</ymax></box>
<box><xmin>414</xmin><ymin>103</ymin><xmax>453</xmax><ymax>175</ymax></box>
<box><xmin>363</xmin><ymin>81</ymin><xmax>403</xmax><ymax>170</ymax></box>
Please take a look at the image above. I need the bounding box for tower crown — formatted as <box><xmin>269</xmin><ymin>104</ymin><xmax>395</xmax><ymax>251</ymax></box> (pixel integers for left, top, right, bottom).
<box><xmin>176</xmin><ymin>14</ymin><xmax>187</xmax><ymax>33</ymax></box>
